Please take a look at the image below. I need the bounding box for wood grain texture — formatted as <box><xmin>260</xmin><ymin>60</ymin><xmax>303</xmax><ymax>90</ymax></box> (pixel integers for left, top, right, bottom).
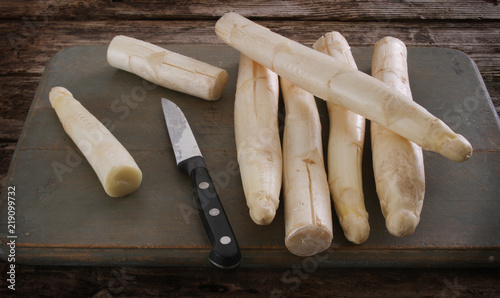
<box><xmin>0</xmin><ymin>263</ymin><xmax>498</xmax><ymax>297</ymax></box>
<box><xmin>0</xmin><ymin>0</ymin><xmax>499</xmax><ymax>21</ymax></box>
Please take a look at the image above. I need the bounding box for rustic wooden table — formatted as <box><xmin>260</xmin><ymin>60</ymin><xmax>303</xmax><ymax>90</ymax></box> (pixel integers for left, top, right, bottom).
<box><xmin>1</xmin><ymin>1</ymin><xmax>499</xmax><ymax>296</ymax></box>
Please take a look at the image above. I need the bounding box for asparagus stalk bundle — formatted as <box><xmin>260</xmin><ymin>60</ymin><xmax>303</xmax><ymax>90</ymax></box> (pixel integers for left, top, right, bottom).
<box><xmin>215</xmin><ymin>12</ymin><xmax>472</xmax><ymax>162</ymax></box>
<box><xmin>50</xmin><ymin>87</ymin><xmax>142</xmax><ymax>197</ymax></box>
<box><xmin>371</xmin><ymin>37</ymin><xmax>426</xmax><ymax>237</ymax></box>
<box><xmin>281</xmin><ymin>78</ymin><xmax>333</xmax><ymax>257</ymax></box>
<box><xmin>313</xmin><ymin>32</ymin><xmax>370</xmax><ymax>244</ymax></box>
<box><xmin>107</xmin><ymin>35</ymin><xmax>228</xmax><ymax>101</ymax></box>
<box><xmin>234</xmin><ymin>54</ymin><xmax>282</xmax><ymax>225</ymax></box>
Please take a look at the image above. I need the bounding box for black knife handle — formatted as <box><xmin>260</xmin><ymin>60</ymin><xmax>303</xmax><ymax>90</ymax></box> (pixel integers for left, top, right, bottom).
<box><xmin>180</xmin><ymin>156</ymin><xmax>241</xmax><ymax>270</ymax></box>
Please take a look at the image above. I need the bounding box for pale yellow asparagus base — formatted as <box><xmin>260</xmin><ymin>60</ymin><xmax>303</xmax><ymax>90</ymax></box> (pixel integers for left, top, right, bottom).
<box><xmin>107</xmin><ymin>35</ymin><xmax>228</xmax><ymax>101</ymax></box>
<box><xmin>313</xmin><ymin>32</ymin><xmax>369</xmax><ymax>244</ymax></box>
<box><xmin>234</xmin><ymin>54</ymin><xmax>282</xmax><ymax>225</ymax></box>
<box><xmin>371</xmin><ymin>37</ymin><xmax>426</xmax><ymax>237</ymax></box>
<box><xmin>50</xmin><ymin>87</ymin><xmax>142</xmax><ymax>197</ymax></box>
<box><xmin>281</xmin><ymin>78</ymin><xmax>333</xmax><ymax>256</ymax></box>
<box><xmin>215</xmin><ymin>12</ymin><xmax>472</xmax><ymax>162</ymax></box>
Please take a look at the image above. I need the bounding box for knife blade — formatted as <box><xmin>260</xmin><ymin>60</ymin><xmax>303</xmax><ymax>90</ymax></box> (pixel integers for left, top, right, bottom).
<box><xmin>161</xmin><ymin>98</ymin><xmax>241</xmax><ymax>270</ymax></box>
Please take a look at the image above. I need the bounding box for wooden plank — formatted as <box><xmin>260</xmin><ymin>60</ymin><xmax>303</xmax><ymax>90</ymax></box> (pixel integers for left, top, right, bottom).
<box><xmin>2</xmin><ymin>20</ymin><xmax>500</xmax><ymax>71</ymax></box>
<box><xmin>0</xmin><ymin>76</ymin><xmax>36</xmax><ymax>122</ymax></box>
<box><xmin>0</xmin><ymin>263</ymin><xmax>498</xmax><ymax>297</ymax></box>
<box><xmin>0</xmin><ymin>45</ymin><xmax>498</xmax><ymax>267</ymax></box>
<box><xmin>0</xmin><ymin>119</ymin><xmax>24</xmax><ymax>141</ymax></box>
<box><xmin>0</xmin><ymin>75</ymin><xmax>36</xmax><ymax>191</ymax></box>
<box><xmin>0</xmin><ymin>0</ymin><xmax>499</xmax><ymax>21</ymax></box>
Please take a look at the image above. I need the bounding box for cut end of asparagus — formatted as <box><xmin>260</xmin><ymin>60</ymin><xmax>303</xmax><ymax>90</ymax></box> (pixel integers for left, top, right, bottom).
<box><xmin>104</xmin><ymin>165</ymin><xmax>143</xmax><ymax>198</ymax></box>
<box><xmin>440</xmin><ymin>134</ymin><xmax>473</xmax><ymax>162</ymax></box>
<box><xmin>339</xmin><ymin>213</ymin><xmax>370</xmax><ymax>244</ymax></box>
<box><xmin>385</xmin><ymin>209</ymin><xmax>420</xmax><ymax>237</ymax></box>
<box><xmin>285</xmin><ymin>225</ymin><xmax>333</xmax><ymax>257</ymax></box>
<box><xmin>210</xmin><ymin>69</ymin><xmax>229</xmax><ymax>101</ymax></box>
<box><xmin>248</xmin><ymin>194</ymin><xmax>277</xmax><ymax>225</ymax></box>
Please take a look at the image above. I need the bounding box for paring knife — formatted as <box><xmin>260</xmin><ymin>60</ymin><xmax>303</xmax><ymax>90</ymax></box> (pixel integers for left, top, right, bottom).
<box><xmin>161</xmin><ymin>98</ymin><xmax>241</xmax><ymax>270</ymax></box>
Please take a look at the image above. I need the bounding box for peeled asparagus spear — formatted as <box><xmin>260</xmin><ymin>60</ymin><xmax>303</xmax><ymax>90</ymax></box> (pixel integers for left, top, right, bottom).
<box><xmin>281</xmin><ymin>78</ymin><xmax>333</xmax><ymax>257</ymax></box>
<box><xmin>107</xmin><ymin>35</ymin><xmax>228</xmax><ymax>101</ymax></box>
<box><xmin>215</xmin><ymin>12</ymin><xmax>472</xmax><ymax>162</ymax></box>
<box><xmin>313</xmin><ymin>32</ymin><xmax>369</xmax><ymax>244</ymax></box>
<box><xmin>49</xmin><ymin>87</ymin><xmax>142</xmax><ymax>197</ymax></box>
<box><xmin>234</xmin><ymin>54</ymin><xmax>282</xmax><ymax>225</ymax></box>
<box><xmin>371</xmin><ymin>37</ymin><xmax>426</xmax><ymax>237</ymax></box>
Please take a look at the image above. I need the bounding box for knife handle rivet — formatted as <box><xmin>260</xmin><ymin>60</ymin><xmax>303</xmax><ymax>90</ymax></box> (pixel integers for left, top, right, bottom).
<box><xmin>199</xmin><ymin>182</ymin><xmax>210</xmax><ymax>189</ymax></box>
<box><xmin>209</xmin><ymin>208</ymin><xmax>220</xmax><ymax>216</ymax></box>
<box><xmin>220</xmin><ymin>236</ymin><xmax>231</xmax><ymax>245</ymax></box>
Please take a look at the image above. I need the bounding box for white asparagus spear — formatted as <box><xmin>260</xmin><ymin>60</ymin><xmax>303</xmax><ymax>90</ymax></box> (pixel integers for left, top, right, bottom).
<box><xmin>371</xmin><ymin>37</ymin><xmax>426</xmax><ymax>237</ymax></box>
<box><xmin>107</xmin><ymin>35</ymin><xmax>228</xmax><ymax>101</ymax></box>
<box><xmin>234</xmin><ymin>54</ymin><xmax>282</xmax><ymax>225</ymax></box>
<box><xmin>49</xmin><ymin>87</ymin><xmax>142</xmax><ymax>197</ymax></box>
<box><xmin>281</xmin><ymin>78</ymin><xmax>333</xmax><ymax>257</ymax></box>
<box><xmin>313</xmin><ymin>32</ymin><xmax>369</xmax><ymax>244</ymax></box>
<box><xmin>215</xmin><ymin>12</ymin><xmax>472</xmax><ymax>162</ymax></box>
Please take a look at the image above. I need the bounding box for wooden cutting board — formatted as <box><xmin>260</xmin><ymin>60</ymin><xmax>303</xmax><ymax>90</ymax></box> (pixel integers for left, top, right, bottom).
<box><xmin>1</xmin><ymin>45</ymin><xmax>499</xmax><ymax>267</ymax></box>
